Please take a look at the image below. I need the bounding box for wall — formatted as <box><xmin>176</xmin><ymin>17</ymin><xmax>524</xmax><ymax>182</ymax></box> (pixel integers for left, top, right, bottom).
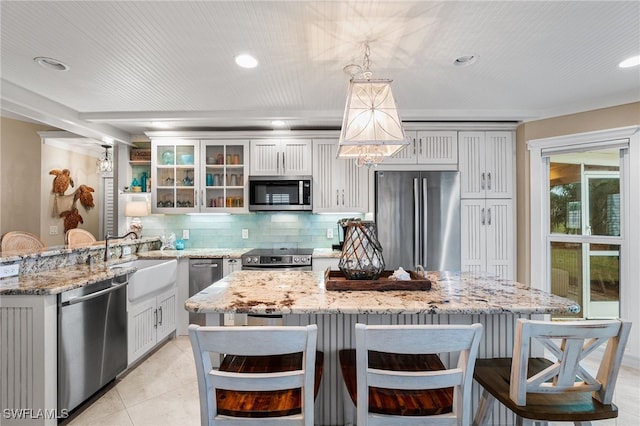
<box><xmin>515</xmin><ymin>101</ymin><xmax>640</xmax><ymax>367</ymax></box>
<box><xmin>0</xmin><ymin>117</ymin><xmax>54</xmax><ymax>236</ymax></box>
<box><xmin>40</xmin><ymin>143</ymin><xmax>101</xmax><ymax>246</ymax></box>
<box><xmin>515</xmin><ymin>102</ymin><xmax>640</xmax><ymax>285</ymax></box>
<box><xmin>138</xmin><ymin>212</ymin><xmax>361</xmax><ymax>249</ymax></box>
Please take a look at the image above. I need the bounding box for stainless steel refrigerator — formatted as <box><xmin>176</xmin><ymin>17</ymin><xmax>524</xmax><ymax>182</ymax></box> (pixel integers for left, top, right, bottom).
<box><xmin>375</xmin><ymin>171</ymin><xmax>460</xmax><ymax>271</ymax></box>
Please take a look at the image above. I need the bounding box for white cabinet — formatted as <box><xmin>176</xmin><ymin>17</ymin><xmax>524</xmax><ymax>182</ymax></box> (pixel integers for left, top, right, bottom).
<box><xmin>385</xmin><ymin>131</ymin><xmax>458</xmax><ymax>165</ymax></box>
<box><xmin>312</xmin><ymin>257</ymin><xmax>339</xmax><ymax>272</ymax></box>
<box><xmin>152</xmin><ymin>139</ymin><xmax>199</xmax><ymax>213</ymax></box>
<box><xmin>458</xmin><ymin>131</ymin><xmax>514</xmax><ymax>199</ymax></box>
<box><xmin>312</xmin><ymin>139</ymin><xmax>369</xmax><ymax>213</ymax></box>
<box><xmin>250</xmin><ymin>139</ymin><xmax>312</xmax><ymax>176</ymax></box>
<box><xmin>151</xmin><ymin>139</ymin><xmax>249</xmax><ymax>213</ymax></box>
<box><xmin>223</xmin><ymin>258</ymin><xmax>241</xmax><ymax>276</ymax></box>
<box><xmin>127</xmin><ymin>286</ymin><xmax>177</xmax><ymax>365</ymax></box>
<box><xmin>461</xmin><ymin>198</ymin><xmax>514</xmax><ymax>280</ymax></box>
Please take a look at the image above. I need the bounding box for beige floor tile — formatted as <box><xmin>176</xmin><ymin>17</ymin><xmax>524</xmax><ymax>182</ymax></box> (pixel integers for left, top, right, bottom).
<box><xmin>67</xmin><ymin>388</ymin><xmax>126</xmax><ymax>425</ymax></box>
<box><xmin>125</xmin><ymin>381</ymin><xmax>200</xmax><ymax>426</ymax></box>
<box><xmin>67</xmin><ymin>407</ymin><xmax>133</xmax><ymax>426</ymax></box>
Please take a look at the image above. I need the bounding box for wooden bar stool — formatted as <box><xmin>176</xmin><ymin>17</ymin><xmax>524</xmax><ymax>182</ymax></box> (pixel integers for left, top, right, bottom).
<box><xmin>472</xmin><ymin>318</ymin><xmax>632</xmax><ymax>426</ymax></box>
<box><xmin>339</xmin><ymin>322</ymin><xmax>483</xmax><ymax>426</ymax></box>
<box><xmin>189</xmin><ymin>324</ymin><xmax>322</xmax><ymax>426</ymax></box>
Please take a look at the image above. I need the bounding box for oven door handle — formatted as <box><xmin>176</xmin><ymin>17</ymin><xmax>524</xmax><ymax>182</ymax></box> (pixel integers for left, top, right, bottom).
<box><xmin>62</xmin><ymin>280</ymin><xmax>128</xmax><ymax>306</ymax></box>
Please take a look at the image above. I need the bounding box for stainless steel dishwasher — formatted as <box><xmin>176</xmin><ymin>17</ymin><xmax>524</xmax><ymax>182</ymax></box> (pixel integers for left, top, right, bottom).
<box><xmin>189</xmin><ymin>258</ymin><xmax>223</xmax><ymax>325</ymax></box>
<box><xmin>58</xmin><ymin>274</ymin><xmax>128</xmax><ymax>413</ymax></box>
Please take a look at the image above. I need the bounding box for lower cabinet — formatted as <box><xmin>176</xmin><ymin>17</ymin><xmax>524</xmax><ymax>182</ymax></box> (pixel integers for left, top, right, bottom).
<box><xmin>461</xmin><ymin>198</ymin><xmax>514</xmax><ymax>280</ymax></box>
<box><xmin>127</xmin><ymin>286</ymin><xmax>177</xmax><ymax>365</ymax></box>
<box><xmin>313</xmin><ymin>257</ymin><xmax>339</xmax><ymax>272</ymax></box>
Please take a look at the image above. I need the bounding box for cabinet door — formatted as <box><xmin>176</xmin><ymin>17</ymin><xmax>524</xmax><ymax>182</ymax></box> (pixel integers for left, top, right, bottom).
<box><xmin>485</xmin><ymin>198</ymin><xmax>514</xmax><ymax>279</ymax></box>
<box><xmin>312</xmin><ymin>139</ymin><xmax>368</xmax><ymax>213</ymax></box>
<box><xmin>459</xmin><ymin>131</ymin><xmax>513</xmax><ymax>198</ymax></box>
<box><xmin>127</xmin><ymin>297</ymin><xmax>157</xmax><ymax>365</ymax></box>
<box><xmin>156</xmin><ymin>288</ymin><xmax>177</xmax><ymax>341</ymax></box>
<box><xmin>459</xmin><ymin>132</ymin><xmax>486</xmax><ymax>198</ymax></box>
<box><xmin>417</xmin><ymin>131</ymin><xmax>458</xmax><ymax>164</ymax></box>
<box><xmin>460</xmin><ymin>199</ymin><xmax>486</xmax><ymax>274</ymax></box>
<box><xmin>312</xmin><ymin>140</ymin><xmax>336</xmax><ymax>212</ymax></box>
<box><xmin>460</xmin><ymin>199</ymin><xmax>514</xmax><ymax>280</ymax></box>
<box><xmin>151</xmin><ymin>140</ymin><xmax>199</xmax><ymax>213</ymax></box>
<box><xmin>201</xmin><ymin>140</ymin><xmax>249</xmax><ymax>212</ymax></box>
<box><xmin>335</xmin><ymin>151</ymin><xmax>369</xmax><ymax>212</ymax></box>
<box><xmin>282</xmin><ymin>139</ymin><xmax>312</xmax><ymax>175</ymax></box>
<box><xmin>484</xmin><ymin>132</ymin><xmax>514</xmax><ymax>198</ymax></box>
<box><xmin>384</xmin><ymin>131</ymin><xmax>418</xmax><ymax>164</ymax></box>
<box><xmin>250</xmin><ymin>140</ymin><xmax>281</xmax><ymax>175</ymax></box>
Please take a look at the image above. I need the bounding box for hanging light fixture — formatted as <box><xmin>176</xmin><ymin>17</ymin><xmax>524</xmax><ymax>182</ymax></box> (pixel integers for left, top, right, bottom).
<box><xmin>96</xmin><ymin>145</ymin><xmax>113</xmax><ymax>173</ymax></box>
<box><xmin>337</xmin><ymin>43</ymin><xmax>408</xmax><ymax>167</ymax></box>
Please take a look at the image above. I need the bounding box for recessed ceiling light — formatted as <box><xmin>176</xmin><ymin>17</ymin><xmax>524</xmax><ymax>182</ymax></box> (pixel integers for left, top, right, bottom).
<box><xmin>619</xmin><ymin>55</ymin><xmax>640</xmax><ymax>68</ymax></box>
<box><xmin>235</xmin><ymin>54</ymin><xmax>258</xmax><ymax>69</ymax></box>
<box><xmin>271</xmin><ymin>120</ymin><xmax>286</xmax><ymax>128</ymax></box>
<box><xmin>33</xmin><ymin>56</ymin><xmax>69</xmax><ymax>71</ymax></box>
<box><xmin>453</xmin><ymin>55</ymin><xmax>478</xmax><ymax>67</ymax></box>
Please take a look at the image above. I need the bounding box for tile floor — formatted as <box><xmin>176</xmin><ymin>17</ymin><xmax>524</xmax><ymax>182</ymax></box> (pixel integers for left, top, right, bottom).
<box><xmin>67</xmin><ymin>335</ymin><xmax>640</xmax><ymax>426</ymax></box>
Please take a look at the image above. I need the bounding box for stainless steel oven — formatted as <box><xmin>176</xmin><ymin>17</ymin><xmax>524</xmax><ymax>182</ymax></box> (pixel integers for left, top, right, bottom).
<box><xmin>241</xmin><ymin>248</ymin><xmax>313</xmax><ymax>325</ymax></box>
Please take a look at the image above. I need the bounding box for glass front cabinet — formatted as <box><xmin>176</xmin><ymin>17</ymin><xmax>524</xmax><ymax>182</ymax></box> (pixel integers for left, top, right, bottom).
<box><xmin>151</xmin><ymin>139</ymin><xmax>248</xmax><ymax>213</ymax></box>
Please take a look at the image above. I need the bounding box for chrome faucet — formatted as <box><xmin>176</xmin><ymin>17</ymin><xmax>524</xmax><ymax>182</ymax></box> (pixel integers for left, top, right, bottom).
<box><xmin>104</xmin><ymin>231</ymin><xmax>139</xmax><ymax>262</ymax></box>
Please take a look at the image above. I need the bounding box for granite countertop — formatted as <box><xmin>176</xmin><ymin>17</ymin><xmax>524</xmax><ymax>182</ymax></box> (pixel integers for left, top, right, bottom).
<box><xmin>137</xmin><ymin>248</ymin><xmax>251</xmax><ymax>259</ymax></box>
<box><xmin>0</xmin><ymin>260</ymin><xmax>139</xmax><ymax>295</ymax></box>
<box><xmin>184</xmin><ymin>270</ymin><xmax>581</xmax><ymax>315</ymax></box>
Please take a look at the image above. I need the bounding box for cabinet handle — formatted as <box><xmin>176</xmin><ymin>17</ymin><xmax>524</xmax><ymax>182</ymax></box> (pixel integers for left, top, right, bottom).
<box><xmin>158</xmin><ymin>306</ymin><xmax>163</xmax><ymax>326</ymax></box>
<box><xmin>481</xmin><ymin>173</ymin><xmax>486</xmax><ymax>190</ymax></box>
<box><xmin>487</xmin><ymin>172</ymin><xmax>492</xmax><ymax>190</ymax></box>
<box><xmin>282</xmin><ymin>152</ymin><xmax>285</xmax><ymax>173</ymax></box>
<box><xmin>154</xmin><ymin>309</ymin><xmax>158</xmax><ymax>328</ymax></box>
<box><xmin>481</xmin><ymin>208</ymin><xmax>485</xmax><ymax>225</ymax></box>
<box><xmin>413</xmin><ymin>137</ymin><xmax>417</xmax><ymax>156</ymax></box>
<box><xmin>200</xmin><ymin>190</ymin><xmax>204</xmax><ymax>207</ymax></box>
<box><xmin>276</xmin><ymin>152</ymin><xmax>280</xmax><ymax>174</ymax></box>
<box><xmin>487</xmin><ymin>207</ymin><xmax>492</xmax><ymax>226</ymax></box>
<box><xmin>336</xmin><ymin>189</ymin><xmax>340</xmax><ymax>206</ymax></box>
<box><xmin>419</xmin><ymin>137</ymin><xmax>423</xmax><ymax>155</ymax></box>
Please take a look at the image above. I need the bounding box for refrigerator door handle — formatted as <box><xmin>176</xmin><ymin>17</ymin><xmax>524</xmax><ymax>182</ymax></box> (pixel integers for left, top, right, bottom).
<box><xmin>422</xmin><ymin>178</ymin><xmax>428</xmax><ymax>267</ymax></box>
<box><xmin>413</xmin><ymin>178</ymin><xmax>420</xmax><ymax>267</ymax></box>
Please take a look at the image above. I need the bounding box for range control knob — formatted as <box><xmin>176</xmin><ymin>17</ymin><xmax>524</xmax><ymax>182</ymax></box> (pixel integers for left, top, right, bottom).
<box><xmin>294</xmin><ymin>256</ymin><xmax>300</xmax><ymax>263</ymax></box>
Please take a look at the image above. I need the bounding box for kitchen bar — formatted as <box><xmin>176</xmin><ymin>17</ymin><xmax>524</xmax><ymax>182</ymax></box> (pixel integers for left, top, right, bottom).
<box><xmin>185</xmin><ymin>270</ymin><xmax>579</xmax><ymax>426</ymax></box>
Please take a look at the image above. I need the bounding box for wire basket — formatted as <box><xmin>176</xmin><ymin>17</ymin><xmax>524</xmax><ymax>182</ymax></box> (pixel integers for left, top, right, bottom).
<box><xmin>338</xmin><ymin>220</ymin><xmax>385</xmax><ymax>280</ymax></box>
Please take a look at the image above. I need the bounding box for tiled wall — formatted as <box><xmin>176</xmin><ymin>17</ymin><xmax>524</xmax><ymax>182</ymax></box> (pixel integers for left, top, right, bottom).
<box><xmin>139</xmin><ymin>212</ymin><xmax>365</xmax><ymax>249</ymax></box>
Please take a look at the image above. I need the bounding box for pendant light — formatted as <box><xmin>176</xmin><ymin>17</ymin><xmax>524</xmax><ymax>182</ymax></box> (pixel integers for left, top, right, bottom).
<box><xmin>96</xmin><ymin>145</ymin><xmax>113</xmax><ymax>173</ymax></box>
<box><xmin>337</xmin><ymin>43</ymin><xmax>408</xmax><ymax>167</ymax></box>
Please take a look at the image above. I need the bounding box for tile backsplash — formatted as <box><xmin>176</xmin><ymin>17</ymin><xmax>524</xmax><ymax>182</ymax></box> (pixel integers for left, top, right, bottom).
<box><xmin>139</xmin><ymin>212</ymin><xmax>365</xmax><ymax>249</ymax></box>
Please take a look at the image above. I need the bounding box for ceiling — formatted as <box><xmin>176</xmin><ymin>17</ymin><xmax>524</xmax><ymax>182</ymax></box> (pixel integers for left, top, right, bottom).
<box><xmin>1</xmin><ymin>1</ymin><xmax>639</xmax><ymax>145</ymax></box>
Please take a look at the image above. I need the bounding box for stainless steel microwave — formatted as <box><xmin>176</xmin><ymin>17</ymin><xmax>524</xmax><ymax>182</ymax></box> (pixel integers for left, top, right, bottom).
<box><xmin>248</xmin><ymin>176</ymin><xmax>312</xmax><ymax>211</ymax></box>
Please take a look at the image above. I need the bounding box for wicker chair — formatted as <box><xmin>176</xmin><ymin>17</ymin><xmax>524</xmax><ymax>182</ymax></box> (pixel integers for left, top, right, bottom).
<box><xmin>0</xmin><ymin>231</ymin><xmax>46</xmax><ymax>254</ymax></box>
<box><xmin>65</xmin><ymin>228</ymin><xmax>97</xmax><ymax>248</ymax></box>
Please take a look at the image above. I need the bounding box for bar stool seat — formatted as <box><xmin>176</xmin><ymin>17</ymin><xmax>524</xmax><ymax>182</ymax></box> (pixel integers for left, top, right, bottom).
<box><xmin>217</xmin><ymin>351</ymin><xmax>324</xmax><ymax>418</ymax></box>
<box><xmin>339</xmin><ymin>349</ymin><xmax>453</xmax><ymax>416</ymax></box>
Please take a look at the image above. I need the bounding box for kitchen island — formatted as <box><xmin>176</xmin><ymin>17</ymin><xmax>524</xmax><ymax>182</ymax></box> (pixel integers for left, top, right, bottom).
<box><xmin>185</xmin><ymin>270</ymin><xmax>579</xmax><ymax>426</ymax></box>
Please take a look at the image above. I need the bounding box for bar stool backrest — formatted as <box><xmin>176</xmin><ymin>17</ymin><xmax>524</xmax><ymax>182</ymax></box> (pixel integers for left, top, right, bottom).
<box><xmin>189</xmin><ymin>324</ymin><xmax>318</xmax><ymax>426</ymax></box>
<box><xmin>510</xmin><ymin>318</ymin><xmax>632</xmax><ymax>406</ymax></box>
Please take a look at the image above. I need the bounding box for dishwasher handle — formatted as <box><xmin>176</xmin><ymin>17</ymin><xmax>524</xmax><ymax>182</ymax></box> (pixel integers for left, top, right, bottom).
<box><xmin>62</xmin><ymin>280</ymin><xmax>128</xmax><ymax>306</ymax></box>
<box><xmin>191</xmin><ymin>263</ymin><xmax>220</xmax><ymax>268</ymax></box>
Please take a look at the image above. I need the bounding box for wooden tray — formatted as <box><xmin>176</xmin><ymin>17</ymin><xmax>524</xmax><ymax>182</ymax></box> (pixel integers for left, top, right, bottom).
<box><xmin>324</xmin><ymin>269</ymin><xmax>431</xmax><ymax>291</ymax></box>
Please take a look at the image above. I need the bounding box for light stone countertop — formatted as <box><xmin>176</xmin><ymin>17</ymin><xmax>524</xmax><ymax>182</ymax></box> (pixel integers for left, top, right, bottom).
<box><xmin>184</xmin><ymin>270</ymin><xmax>581</xmax><ymax>315</ymax></box>
<box><xmin>0</xmin><ymin>260</ymin><xmax>138</xmax><ymax>295</ymax></box>
<box><xmin>137</xmin><ymin>248</ymin><xmax>251</xmax><ymax>259</ymax></box>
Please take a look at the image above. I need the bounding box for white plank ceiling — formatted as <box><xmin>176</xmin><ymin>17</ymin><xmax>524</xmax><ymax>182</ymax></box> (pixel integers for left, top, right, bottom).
<box><xmin>1</xmin><ymin>1</ymin><xmax>639</xmax><ymax>143</ymax></box>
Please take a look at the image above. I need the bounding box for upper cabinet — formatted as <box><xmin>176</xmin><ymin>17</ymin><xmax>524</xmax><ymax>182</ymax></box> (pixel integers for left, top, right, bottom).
<box><xmin>250</xmin><ymin>139</ymin><xmax>312</xmax><ymax>176</ymax></box>
<box><xmin>312</xmin><ymin>139</ymin><xmax>369</xmax><ymax>213</ymax></box>
<box><xmin>151</xmin><ymin>139</ymin><xmax>248</xmax><ymax>213</ymax></box>
<box><xmin>385</xmin><ymin>131</ymin><xmax>458</xmax><ymax>165</ymax></box>
<box><xmin>458</xmin><ymin>131</ymin><xmax>514</xmax><ymax>199</ymax></box>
